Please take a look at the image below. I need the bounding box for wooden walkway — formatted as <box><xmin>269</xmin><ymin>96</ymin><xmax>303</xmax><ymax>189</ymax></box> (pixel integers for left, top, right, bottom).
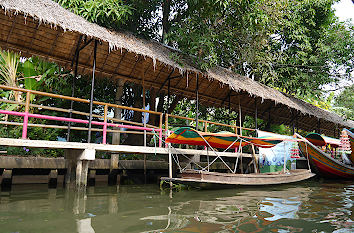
<box><xmin>0</xmin><ymin>138</ymin><xmax>253</xmax><ymax>158</ymax></box>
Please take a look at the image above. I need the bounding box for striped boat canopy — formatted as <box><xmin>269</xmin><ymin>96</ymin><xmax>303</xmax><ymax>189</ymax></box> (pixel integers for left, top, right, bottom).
<box><xmin>166</xmin><ymin>127</ymin><xmax>285</xmax><ymax>149</ymax></box>
<box><xmin>305</xmin><ymin>133</ymin><xmax>341</xmax><ymax>148</ymax></box>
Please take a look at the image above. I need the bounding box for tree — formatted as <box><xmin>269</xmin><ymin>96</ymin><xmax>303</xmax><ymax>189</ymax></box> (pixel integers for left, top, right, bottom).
<box><xmin>334</xmin><ymin>85</ymin><xmax>354</xmax><ymax>121</ymax></box>
<box><xmin>165</xmin><ymin>0</ymin><xmax>354</xmax><ymax>97</ymax></box>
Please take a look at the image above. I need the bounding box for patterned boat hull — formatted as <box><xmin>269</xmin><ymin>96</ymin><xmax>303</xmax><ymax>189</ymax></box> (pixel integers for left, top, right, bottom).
<box><xmin>297</xmin><ymin>134</ymin><xmax>354</xmax><ymax>179</ymax></box>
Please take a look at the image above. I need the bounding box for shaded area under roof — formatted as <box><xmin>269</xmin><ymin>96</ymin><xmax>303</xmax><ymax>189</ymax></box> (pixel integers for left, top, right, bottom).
<box><xmin>0</xmin><ymin>0</ymin><xmax>353</xmax><ymax>137</ymax></box>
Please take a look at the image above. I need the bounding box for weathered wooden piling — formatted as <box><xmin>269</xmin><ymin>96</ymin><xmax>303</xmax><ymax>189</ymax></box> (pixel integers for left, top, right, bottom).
<box><xmin>48</xmin><ymin>169</ymin><xmax>58</xmax><ymax>188</ymax></box>
<box><xmin>1</xmin><ymin>169</ymin><xmax>12</xmax><ymax>191</ymax></box>
<box><xmin>64</xmin><ymin>149</ymin><xmax>95</xmax><ymax>189</ymax></box>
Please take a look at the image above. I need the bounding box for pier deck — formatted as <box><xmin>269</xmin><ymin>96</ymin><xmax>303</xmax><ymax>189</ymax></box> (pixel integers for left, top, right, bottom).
<box><xmin>0</xmin><ymin>137</ymin><xmax>253</xmax><ymax>158</ymax></box>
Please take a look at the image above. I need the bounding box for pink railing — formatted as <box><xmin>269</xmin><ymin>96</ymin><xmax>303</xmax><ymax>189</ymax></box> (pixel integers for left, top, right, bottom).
<box><xmin>0</xmin><ymin>85</ymin><xmax>164</xmax><ymax>147</ymax></box>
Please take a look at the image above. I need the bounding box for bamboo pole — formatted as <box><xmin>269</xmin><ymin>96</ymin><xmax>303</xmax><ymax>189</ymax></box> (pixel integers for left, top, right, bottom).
<box><xmin>0</xmin><ymin>85</ymin><xmax>161</xmax><ymax>115</ymax></box>
<box><xmin>88</xmin><ymin>40</ymin><xmax>98</xmax><ymax>143</ymax></box>
<box><xmin>67</xmin><ymin>35</ymin><xmax>82</xmax><ymax>142</ymax></box>
<box><xmin>251</xmin><ymin>144</ymin><xmax>258</xmax><ymax>173</ymax></box>
<box><xmin>142</xmin><ymin>59</ymin><xmax>147</xmax><ymax>148</ymax></box>
<box><xmin>0</xmin><ymin>99</ymin><xmax>159</xmax><ymax>129</ymax></box>
<box><xmin>0</xmin><ymin>121</ymin><xmax>158</xmax><ymax>135</ymax></box>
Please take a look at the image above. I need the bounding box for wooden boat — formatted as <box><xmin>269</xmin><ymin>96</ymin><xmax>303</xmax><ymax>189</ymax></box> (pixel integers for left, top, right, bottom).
<box><xmin>161</xmin><ymin>169</ymin><xmax>315</xmax><ymax>187</ymax></box>
<box><xmin>343</xmin><ymin>128</ymin><xmax>354</xmax><ymax>164</ymax></box>
<box><xmin>162</xmin><ymin>127</ymin><xmax>315</xmax><ymax>187</ymax></box>
<box><xmin>296</xmin><ymin>133</ymin><xmax>354</xmax><ymax>179</ymax></box>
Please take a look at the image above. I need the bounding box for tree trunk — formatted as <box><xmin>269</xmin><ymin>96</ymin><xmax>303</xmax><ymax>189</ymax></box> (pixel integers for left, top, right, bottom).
<box><xmin>162</xmin><ymin>0</ymin><xmax>171</xmax><ymax>43</ymax></box>
<box><xmin>112</xmin><ymin>79</ymin><xmax>125</xmax><ymax>145</ymax></box>
<box><xmin>124</xmin><ymin>84</ymin><xmax>144</xmax><ymax>146</ymax></box>
<box><xmin>168</xmin><ymin>95</ymin><xmax>182</xmax><ymax>114</ymax></box>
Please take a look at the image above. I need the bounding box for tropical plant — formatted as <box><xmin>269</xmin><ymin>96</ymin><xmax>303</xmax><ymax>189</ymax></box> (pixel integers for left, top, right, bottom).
<box><xmin>0</xmin><ymin>49</ymin><xmax>20</xmax><ymax>101</ymax></box>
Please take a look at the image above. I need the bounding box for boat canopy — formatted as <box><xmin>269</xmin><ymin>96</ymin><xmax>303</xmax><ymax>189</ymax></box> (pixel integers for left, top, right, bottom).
<box><xmin>166</xmin><ymin>127</ymin><xmax>285</xmax><ymax>149</ymax></box>
<box><xmin>305</xmin><ymin>133</ymin><xmax>341</xmax><ymax>148</ymax></box>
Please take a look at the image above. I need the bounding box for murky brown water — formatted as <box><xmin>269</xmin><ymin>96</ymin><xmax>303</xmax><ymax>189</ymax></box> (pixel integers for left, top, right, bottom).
<box><xmin>0</xmin><ymin>180</ymin><xmax>353</xmax><ymax>233</ymax></box>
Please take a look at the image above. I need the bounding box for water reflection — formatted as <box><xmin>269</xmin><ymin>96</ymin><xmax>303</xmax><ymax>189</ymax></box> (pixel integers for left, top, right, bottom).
<box><xmin>143</xmin><ymin>187</ymin><xmax>313</xmax><ymax>232</ymax></box>
<box><xmin>0</xmin><ymin>181</ymin><xmax>352</xmax><ymax>233</ymax></box>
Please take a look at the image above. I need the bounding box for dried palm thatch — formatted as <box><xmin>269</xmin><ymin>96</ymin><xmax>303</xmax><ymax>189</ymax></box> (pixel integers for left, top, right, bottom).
<box><xmin>0</xmin><ymin>0</ymin><xmax>353</xmax><ymax>136</ymax></box>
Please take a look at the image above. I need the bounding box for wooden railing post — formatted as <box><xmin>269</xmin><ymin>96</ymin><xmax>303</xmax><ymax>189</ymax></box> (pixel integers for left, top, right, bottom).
<box><xmin>159</xmin><ymin>113</ymin><xmax>163</xmax><ymax>147</ymax></box>
<box><xmin>102</xmin><ymin>104</ymin><xmax>108</xmax><ymax>144</ymax></box>
<box><xmin>234</xmin><ymin>126</ymin><xmax>238</xmax><ymax>153</ymax></box>
<box><xmin>22</xmin><ymin>91</ymin><xmax>31</xmax><ymax>139</ymax></box>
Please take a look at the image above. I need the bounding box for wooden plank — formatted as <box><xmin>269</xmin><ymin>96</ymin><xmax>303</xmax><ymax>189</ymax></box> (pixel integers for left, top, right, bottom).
<box><xmin>0</xmin><ymin>156</ymin><xmax>229</xmax><ymax>170</ymax></box>
<box><xmin>0</xmin><ymin>138</ymin><xmax>253</xmax><ymax>157</ymax></box>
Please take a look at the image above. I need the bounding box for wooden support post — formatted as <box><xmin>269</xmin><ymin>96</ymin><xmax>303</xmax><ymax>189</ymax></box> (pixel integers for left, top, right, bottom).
<box><xmin>168</xmin><ymin>145</ymin><xmax>172</xmax><ymax>188</ymax></box>
<box><xmin>48</xmin><ymin>169</ymin><xmax>58</xmax><ymax>188</ymax></box>
<box><xmin>251</xmin><ymin>145</ymin><xmax>258</xmax><ymax>173</ymax></box>
<box><xmin>1</xmin><ymin>169</ymin><xmax>12</xmax><ymax>191</ymax></box>
<box><xmin>88</xmin><ymin>170</ymin><xmax>96</xmax><ymax>186</ymax></box>
<box><xmin>64</xmin><ymin>149</ymin><xmax>95</xmax><ymax>189</ymax></box>
<box><xmin>144</xmin><ymin>154</ymin><xmax>147</xmax><ymax>184</ymax></box>
<box><xmin>108</xmin><ymin>154</ymin><xmax>119</xmax><ymax>185</ymax></box>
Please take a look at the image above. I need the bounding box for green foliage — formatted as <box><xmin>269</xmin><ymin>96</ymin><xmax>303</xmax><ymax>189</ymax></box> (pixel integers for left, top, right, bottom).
<box><xmin>334</xmin><ymin>85</ymin><xmax>354</xmax><ymax>120</ymax></box>
<box><xmin>165</xmin><ymin>0</ymin><xmax>354</xmax><ymax>97</ymax></box>
<box><xmin>55</xmin><ymin>0</ymin><xmax>354</xmax><ymax>98</ymax></box>
<box><xmin>55</xmin><ymin>0</ymin><xmax>132</xmax><ymax>30</ymax></box>
<box><xmin>0</xmin><ymin>49</ymin><xmax>19</xmax><ymax>88</ymax></box>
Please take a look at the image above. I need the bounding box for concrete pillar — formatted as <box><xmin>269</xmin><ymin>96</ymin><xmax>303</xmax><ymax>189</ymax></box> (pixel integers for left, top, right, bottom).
<box><xmin>64</xmin><ymin>149</ymin><xmax>95</xmax><ymax>189</ymax></box>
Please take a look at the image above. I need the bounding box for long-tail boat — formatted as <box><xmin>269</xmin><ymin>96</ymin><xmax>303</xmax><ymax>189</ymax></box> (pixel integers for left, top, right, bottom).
<box><xmin>161</xmin><ymin>127</ymin><xmax>315</xmax><ymax>187</ymax></box>
<box><xmin>296</xmin><ymin>133</ymin><xmax>354</xmax><ymax>179</ymax></box>
<box><xmin>343</xmin><ymin>128</ymin><xmax>354</xmax><ymax>164</ymax></box>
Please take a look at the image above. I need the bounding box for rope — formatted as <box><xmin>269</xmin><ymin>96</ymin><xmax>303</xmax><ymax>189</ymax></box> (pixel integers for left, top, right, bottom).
<box><xmin>233</xmin><ymin>140</ymin><xmax>243</xmax><ymax>173</ymax></box>
<box><xmin>151</xmin><ymin>130</ymin><xmax>204</xmax><ymax>170</ymax></box>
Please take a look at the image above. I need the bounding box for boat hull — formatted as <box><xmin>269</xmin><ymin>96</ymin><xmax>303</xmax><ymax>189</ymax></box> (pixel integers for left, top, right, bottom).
<box><xmin>161</xmin><ymin>169</ymin><xmax>315</xmax><ymax>187</ymax></box>
<box><xmin>297</xmin><ymin>136</ymin><xmax>354</xmax><ymax>179</ymax></box>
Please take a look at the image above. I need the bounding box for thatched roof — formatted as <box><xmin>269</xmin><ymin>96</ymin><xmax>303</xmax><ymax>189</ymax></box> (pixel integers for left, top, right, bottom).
<box><xmin>0</xmin><ymin>0</ymin><xmax>353</xmax><ymax>136</ymax></box>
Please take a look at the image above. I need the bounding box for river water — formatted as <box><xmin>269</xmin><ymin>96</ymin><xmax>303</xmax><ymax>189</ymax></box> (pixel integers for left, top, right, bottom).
<box><xmin>0</xmin><ymin>180</ymin><xmax>353</xmax><ymax>233</ymax></box>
